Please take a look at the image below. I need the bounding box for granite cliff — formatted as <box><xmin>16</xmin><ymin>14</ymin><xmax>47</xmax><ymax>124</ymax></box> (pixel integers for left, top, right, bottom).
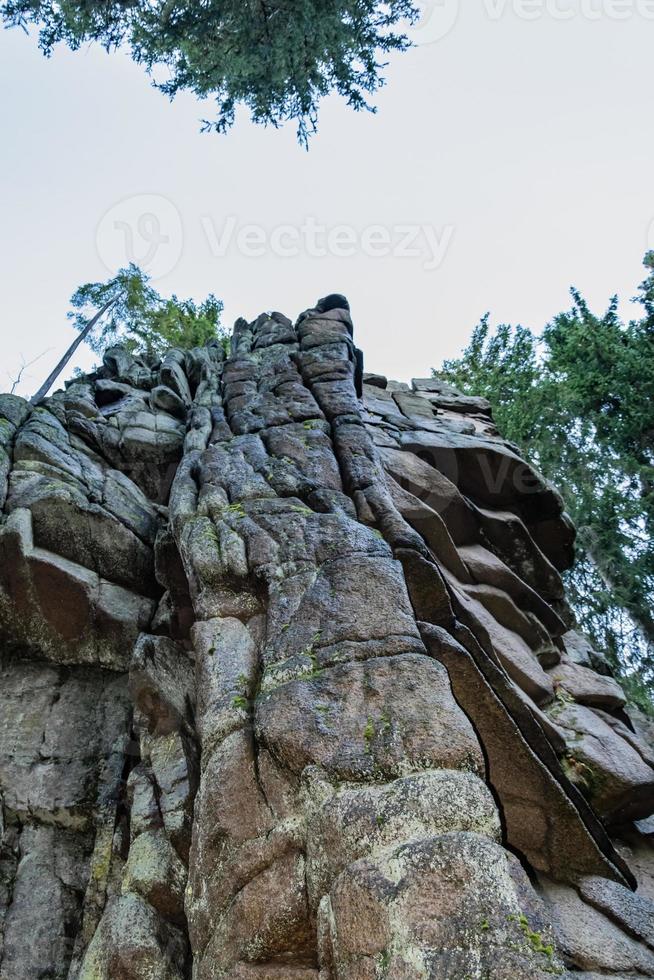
<box><xmin>0</xmin><ymin>296</ymin><xmax>653</xmax><ymax>979</ymax></box>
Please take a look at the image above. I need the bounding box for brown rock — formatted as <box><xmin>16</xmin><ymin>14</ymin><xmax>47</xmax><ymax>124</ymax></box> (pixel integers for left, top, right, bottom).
<box><xmin>420</xmin><ymin>623</ymin><xmax>629</xmax><ymax>884</ymax></box>
<box><xmin>321</xmin><ymin>833</ymin><xmax>564</xmax><ymax>978</ymax></box>
<box><xmin>304</xmin><ymin>769</ymin><xmax>500</xmax><ymax>908</ymax></box>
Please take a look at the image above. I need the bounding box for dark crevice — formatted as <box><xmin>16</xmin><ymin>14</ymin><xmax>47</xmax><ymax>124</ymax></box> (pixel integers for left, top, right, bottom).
<box><xmin>249</xmin><ymin>615</ymin><xmax>274</xmax><ymax>818</ymax></box>
<box><xmin>115</xmin><ymin>713</ymin><xmax>141</xmax><ymax>860</ymax></box>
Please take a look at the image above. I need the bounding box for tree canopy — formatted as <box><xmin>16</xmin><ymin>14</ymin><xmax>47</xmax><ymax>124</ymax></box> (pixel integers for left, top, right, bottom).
<box><xmin>2</xmin><ymin>0</ymin><xmax>417</xmax><ymax>143</ymax></box>
<box><xmin>435</xmin><ymin>253</ymin><xmax>654</xmax><ymax>714</ymax></box>
<box><xmin>30</xmin><ymin>265</ymin><xmax>225</xmax><ymax>402</ymax></box>
<box><xmin>69</xmin><ymin>264</ymin><xmax>226</xmax><ymax>356</ymax></box>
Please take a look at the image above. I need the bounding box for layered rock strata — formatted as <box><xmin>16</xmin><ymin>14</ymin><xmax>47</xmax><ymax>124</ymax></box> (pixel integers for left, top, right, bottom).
<box><xmin>0</xmin><ymin>295</ymin><xmax>653</xmax><ymax>979</ymax></box>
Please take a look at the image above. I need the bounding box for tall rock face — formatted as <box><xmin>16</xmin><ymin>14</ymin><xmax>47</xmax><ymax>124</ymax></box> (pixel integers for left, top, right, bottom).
<box><xmin>0</xmin><ymin>297</ymin><xmax>653</xmax><ymax>980</ymax></box>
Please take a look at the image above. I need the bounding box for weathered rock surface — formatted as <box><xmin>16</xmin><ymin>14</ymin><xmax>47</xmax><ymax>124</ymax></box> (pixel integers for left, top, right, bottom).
<box><xmin>0</xmin><ymin>301</ymin><xmax>652</xmax><ymax>979</ymax></box>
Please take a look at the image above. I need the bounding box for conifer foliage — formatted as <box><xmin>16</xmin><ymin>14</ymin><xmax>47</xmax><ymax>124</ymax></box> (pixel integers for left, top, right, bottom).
<box><xmin>68</xmin><ymin>264</ymin><xmax>225</xmax><ymax>355</ymax></box>
<box><xmin>2</xmin><ymin>0</ymin><xmax>417</xmax><ymax>143</ymax></box>
<box><xmin>31</xmin><ymin>265</ymin><xmax>225</xmax><ymax>402</ymax></box>
<box><xmin>436</xmin><ymin>253</ymin><xmax>654</xmax><ymax>710</ymax></box>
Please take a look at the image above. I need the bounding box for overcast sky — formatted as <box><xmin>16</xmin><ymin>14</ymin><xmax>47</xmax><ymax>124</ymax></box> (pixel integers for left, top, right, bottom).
<box><xmin>1</xmin><ymin>2</ymin><xmax>653</xmax><ymax>397</ymax></box>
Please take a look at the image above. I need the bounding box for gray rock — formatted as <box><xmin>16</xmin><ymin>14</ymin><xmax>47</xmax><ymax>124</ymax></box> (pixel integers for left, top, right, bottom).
<box><xmin>0</xmin><ymin>657</ymin><xmax>130</xmax><ymax>824</ymax></box>
<box><xmin>542</xmin><ymin>879</ymin><xmax>654</xmax><ymax>974</ymax></box>
<box><xmin>122</xmin><ymin>829</ymin><xmax>187</xmax><ymax>925</ymax></box>
<box><xmin>551</xmin><ymin>701</ymin><xmax>654</xmax><ymax>824</ymax></box>
<box><xmin>130</xmin><ymin>634</ymin><xmax>195</xmax><ymax>735</ymax></box>
<box><xmin>0</xmin><ymin>825</ymin><xmax>91</xmax><ymax>980</ymax></box>
<box><xmin>549</xmin><ymin>660</ymin><xmax>626</xmax><ymax>709</ymax></box>
<box><xmin>563</xmin><ymin>629</ymin><xmax>613</xmax><ymax>675</ymax></box>
<box><xmin>579</xmin><ymin>875</ymin><xmax>654</xmax><ymax>950</ymax></box>
<box><xmin>362</xmin><ymin>372</ymin><xmax>387</xmax><ymax>388</ymax></box>
<box><xmin>77</xmin><ymin>893</ymin><xmax>186</xmax><ymax>979</ymax></box>
<box><xmin>0</xmin><ymin>307</ymin><xmax>651</xmax><ymax>977</ymax></box>
<box><xmin>411</xmin><ymin>377</ymin><xmax>461</xmax><ymax>395</ymax></box>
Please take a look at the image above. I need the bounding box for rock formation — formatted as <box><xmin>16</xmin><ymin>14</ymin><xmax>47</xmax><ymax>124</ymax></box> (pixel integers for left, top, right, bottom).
<box><xmin>0</xmin><ymin>296</ymin><xmax>653</xmax><ymax>979</ymax></box>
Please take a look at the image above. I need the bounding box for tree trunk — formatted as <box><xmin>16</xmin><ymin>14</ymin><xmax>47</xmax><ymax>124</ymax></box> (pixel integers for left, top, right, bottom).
<box><xmin>30</xmin><ymin>298</ymin><xmax>117</xmax><ymax>406</ymax></box>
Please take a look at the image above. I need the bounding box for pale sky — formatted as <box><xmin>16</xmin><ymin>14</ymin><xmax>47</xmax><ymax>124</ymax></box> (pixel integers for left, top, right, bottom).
<box><xmin>1</xmin><ymin>2</ymin><xmax>653</xmax><ymax>398</ymax></box>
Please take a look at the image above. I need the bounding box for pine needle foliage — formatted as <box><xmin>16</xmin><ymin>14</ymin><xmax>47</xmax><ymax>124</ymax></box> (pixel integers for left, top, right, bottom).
<box><xmin>2</xmin><ymin>0</ymin><xmax>418</xmax><ymax>144</ymax></box>
<box><xmin>436</xmin><ymin>253</ymin><xmax>654</xmax><ymax>712</ymax></box>
<box><xmin>69</xmin><ymin>264</ymin><xmax>226</xmax><ymax>356</ymax></box>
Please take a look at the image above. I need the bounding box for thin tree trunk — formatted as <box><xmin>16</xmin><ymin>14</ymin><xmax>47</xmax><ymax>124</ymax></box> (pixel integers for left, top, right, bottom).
<box><xmin>30</xmin><ymin>298</ymin><xmax>117</xmax><ymax>405</ymax></box>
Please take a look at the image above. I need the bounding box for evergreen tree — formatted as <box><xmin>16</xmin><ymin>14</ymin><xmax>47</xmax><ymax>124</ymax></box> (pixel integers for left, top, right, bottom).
<box><xmin>436</xmin><ymin>254</ymin><xmax>654</xmax><ymax>713</ymax></box>
<box><xmin>68</xmin><ymin>264</ymin><xmax>225</xmax><ymax>355</ymax></box>
<box><xmin>32</xmin><ymin>264</ymin><xmax>225</xmax><ymax>402</ymax></box>
<box><xmin>2</xmin><ymin>0</ymin><xmax>417</xmax><ymax>144</ymax></box>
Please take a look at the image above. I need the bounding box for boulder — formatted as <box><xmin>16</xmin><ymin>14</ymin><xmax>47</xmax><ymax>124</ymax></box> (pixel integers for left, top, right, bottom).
<box><xmin>551</xmin><ymin>702</ymin><xmax>654</xmax><ymax>824</ymax></box>
<box><xmin>129</xmin><ymin>634</ymin><xmax>195</xmax><ymax>735</ymax></box>
<box><xmin>549</xmin><ymin>660</ymin><xmax>626</xmax><ymax>710</ymax></box>
<box><xmin>122</xmin><ymin>829</ymin><xmax>187</xmax><ymax>924</ymax></box>
<box><xmin>321</xmin><ymin>833</ymin><xmax>565</xmax><ymax>978</ymax></box>
<box><xmin>542</xmin><ymin>879</ymin><xmax>654</xmax><ymax>975</ymax></box>
<box><xmin>256</xmin><ymin>654</ymin><xmax>485</xmax><ymax>782</ymax></box>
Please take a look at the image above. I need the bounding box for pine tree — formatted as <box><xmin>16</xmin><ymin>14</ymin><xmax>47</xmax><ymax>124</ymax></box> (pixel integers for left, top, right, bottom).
<box><xmin>32</xmin><ymin>264</ymin><xmax>225</xmax><ymax>401</ymax></box>
<box><xmin>2</xmin><ymin>0</ymin><xmax>417</xmax><ymax>144</ymax></box>
<box><xmin>436</xmin><ymin>253</ymin><xmax>654</xmax><ymax>713</ymax></box>
<box><xmin>68</xmin><ymin>264</ymin><xmax>225</xmax><ymax>356</ymax></box>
